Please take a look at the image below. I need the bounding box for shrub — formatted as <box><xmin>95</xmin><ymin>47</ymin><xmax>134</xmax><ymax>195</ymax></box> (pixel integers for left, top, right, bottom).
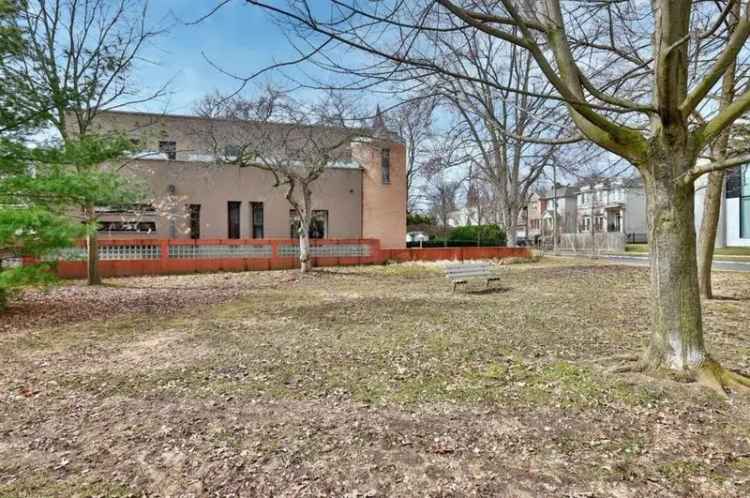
<box><xmin>447</xmin><ymin>224</ymin><xmax>507</xmax><ymax>246</ymax></box>
<box><xmin>407</xmin><ymin>212</ymin><xmax>434</xmax><ymax>226</ymax></box>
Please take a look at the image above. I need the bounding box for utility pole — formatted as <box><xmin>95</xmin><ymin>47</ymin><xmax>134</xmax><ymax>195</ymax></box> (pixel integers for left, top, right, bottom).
<box><xmin>552</xmin><ymin>163</ymin><xmax>559</xmax><ymax>255</ymax></box>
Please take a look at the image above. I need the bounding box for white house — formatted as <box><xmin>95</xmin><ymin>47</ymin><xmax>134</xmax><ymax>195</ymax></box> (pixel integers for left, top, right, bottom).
<box><xmin>575</xmin><ymin>178</ymin><xmax>647</xmax><ymax>242</ymax></box>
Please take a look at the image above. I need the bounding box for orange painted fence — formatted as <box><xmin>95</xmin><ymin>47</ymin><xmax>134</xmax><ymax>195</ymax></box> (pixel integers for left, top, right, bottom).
<box><xmin>37</xmin><ymin>238</ymin><xmax>530</xmax><ymax>279</ymax></box>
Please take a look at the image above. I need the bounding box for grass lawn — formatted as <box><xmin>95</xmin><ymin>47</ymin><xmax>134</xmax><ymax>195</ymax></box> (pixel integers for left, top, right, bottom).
<box><xmin>626</xmin><ymin>243</ymin><xmax>750</xmax><ymax>257</ymax></box>
<box><xmin>1</xmin><ymin>259</ymin><xmax>749</xmax><ymax>497</ymax></box>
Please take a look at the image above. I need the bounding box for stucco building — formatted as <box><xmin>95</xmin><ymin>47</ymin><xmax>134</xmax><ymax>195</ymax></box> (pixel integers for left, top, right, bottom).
<box><xmin>82</xmin><ymin>110</ymin><xmax>407</xmax><ymax>249</ymax></box>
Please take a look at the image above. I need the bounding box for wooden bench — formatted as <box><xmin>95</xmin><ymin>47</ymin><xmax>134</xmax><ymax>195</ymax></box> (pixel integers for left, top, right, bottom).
<box><xmin>444</xmin><ymin>262</ymin><xmax>500</xmax><ymax>292</ymax></box>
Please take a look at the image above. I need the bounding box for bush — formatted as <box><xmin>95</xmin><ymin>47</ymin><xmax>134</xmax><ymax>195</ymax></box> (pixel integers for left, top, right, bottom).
<box><xmin>407</xmin><ymin>213</ymin><xmax>434</xmax><ymax>226</ymax></box>
<box><xmin>447</xmin><ymin>224</ymin><xmax>506</xmax><ymax>246</ymax></box>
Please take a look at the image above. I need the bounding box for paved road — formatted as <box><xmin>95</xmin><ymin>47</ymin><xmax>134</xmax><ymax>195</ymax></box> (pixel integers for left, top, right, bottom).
<box><xmin>602</xmin><ymin>254</ymin><xmax>750</xmax><ymax>272</ymax></box>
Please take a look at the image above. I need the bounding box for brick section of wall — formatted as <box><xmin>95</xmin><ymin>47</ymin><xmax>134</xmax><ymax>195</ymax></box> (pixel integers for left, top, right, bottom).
<box><xmin>35</xmin><ymin>239</ymin><xmax>529</xmax><ymax>279</ymax></box>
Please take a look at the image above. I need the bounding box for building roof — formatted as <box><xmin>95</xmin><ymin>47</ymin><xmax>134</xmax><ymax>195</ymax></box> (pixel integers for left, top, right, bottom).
<box><xmin>539</xmin><ymin>185</ymin><xmax>578</xmax><ymax>199</ymax></box>
<box><xmin>95</xmin><ymin>109</ymin><xmax>404</xmax><ymax>145</ymax></box>
<box><xmin>574</xmin><ymin>175</ymin><xmax>643</xmax><ymax>190</ymax></box>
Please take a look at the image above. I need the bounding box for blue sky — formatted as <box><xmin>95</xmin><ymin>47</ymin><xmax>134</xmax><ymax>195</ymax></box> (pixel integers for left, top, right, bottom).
<box><xmin>135</xmin><ymin>0</ymin><xmax>327</xmax><ymax>114</ymax></box>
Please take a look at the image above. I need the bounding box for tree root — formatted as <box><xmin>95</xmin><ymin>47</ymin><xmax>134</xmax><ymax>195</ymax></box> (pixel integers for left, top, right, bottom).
<box><xmin>601</xmin><ymin>354</ymin><xmax>750</xmax><ymax>399</ymax></box>
<box><xmin>696</xmin><ymin>359</ymin><xmax>750</xmax><ymax>398</ymax></box>
<box><xmin>599</xmin><ymin>354</ymin><xmax>645</xmax><ymax>374</ymax></box>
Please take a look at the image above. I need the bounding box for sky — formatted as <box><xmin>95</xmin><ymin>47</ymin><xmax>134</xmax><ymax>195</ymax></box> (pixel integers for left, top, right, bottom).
<box><xmin>126</xmin><ymin>0</ymin><xmax>629</xmax><ymax>194</ymax></box>
<box><xmin>133</xmin><ymin>0</ymin><xmax>334</xmax><ymax>115</ymax></box>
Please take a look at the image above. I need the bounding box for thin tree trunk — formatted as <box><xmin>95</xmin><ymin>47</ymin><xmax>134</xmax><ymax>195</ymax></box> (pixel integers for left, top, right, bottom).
<box><xmin>644</xmin><ymin>172</ymin><xmax>705</xmax><ymax>370</ymax></box>
<box><xmin>299</xmin><ymin>186</ymin><xmax>313</xmax><ymax>273</ymax></box>
<box><xmin>85</xmin><ymin>207</ymin><xmax>101</xmax><ymax>285</ymax></box>
<box><xmin>697</xmin><ymin>172</ymin><xmax>724</xmax><ymax>299</ymax></box>
<box><xmin>696</xmin><ymin>0</ymin><xmax>738</xmax><ymax>300</ymax></box>
<box><xmin>299</xmin><ymin>227</ymin><xmax>312</xmax><ymax>273</ymax></box>
<box><xmin>506</xmin><ymin>205</ymin><xmax>519</xmax><ymax>246</ymax></box>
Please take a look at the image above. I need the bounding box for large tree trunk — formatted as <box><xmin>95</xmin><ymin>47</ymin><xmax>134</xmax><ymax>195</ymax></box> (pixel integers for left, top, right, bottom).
<box><xmin>643</xmin><ymin>169</ymin><xmax>705</xmax><ymax>370</ymax></box>
<box><xmin>696</xmin><ymin>172</ymin><xmax>724</xmax><ymax>299</ymax></box>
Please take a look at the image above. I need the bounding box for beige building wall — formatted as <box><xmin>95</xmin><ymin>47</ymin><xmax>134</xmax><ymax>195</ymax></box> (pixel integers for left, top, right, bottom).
<box><xmin>97</xmin><ymin>160</ymin><xmax>362</xmax><ymax>240</ymax></box>
<box><xmin>356</xmin><ymin>142</ymin><xmax>407</xmax><ymax>249</ymax></box>
<box><xmin>83</xmin><ymin>111</ymin><xmax>405</xmax><ymax>246</ymax></box>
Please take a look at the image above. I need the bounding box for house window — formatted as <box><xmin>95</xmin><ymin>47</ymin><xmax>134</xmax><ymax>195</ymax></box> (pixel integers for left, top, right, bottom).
<box><xmin>188</xmin><ymin>204</ymin><xmax>201</xmax><ymax>240</ymax></box>
<box><xmin>251</xmin><ymin>202</ymin><xmax>264</xmax><ymax>239</ymax></box>
<box><xmin>290</xmin><ymin>210</ymin><xmax>328</xmax><ymax>239</ymax></box>
<box><xmin>159</xmin><ymin>140</ymin><xmax>177</xmax><ymax>160</ymax></box>
<box><xmin>381</xmin><ymin>148</ymin><xmax>391</xmax><ymax>184</ymax></box>
<box><xmin>742</xmin><ymin>165</ymin><xmax>750</xmax><ymax>238</ymax></box>
<box><xmin>595</xmin><ymin>215</ymin><xmax>604</xmax><ymax>232</ymax></box>
<box><xmin>228</xmin><ymin>201</ymin><xmax>241</xmax><ymax>239</ymax></box>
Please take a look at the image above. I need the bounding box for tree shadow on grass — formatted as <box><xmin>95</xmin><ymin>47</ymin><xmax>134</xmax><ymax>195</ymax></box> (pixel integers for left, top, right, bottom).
<box><xmin>707</xmin><ymin>295</ymin><xmax>746</xmax><ymax>302</ymax></box>
<box><xmin>460</xmin><ymin>286</ymin><xmax>511</xmax><ymax>295</ymax></box>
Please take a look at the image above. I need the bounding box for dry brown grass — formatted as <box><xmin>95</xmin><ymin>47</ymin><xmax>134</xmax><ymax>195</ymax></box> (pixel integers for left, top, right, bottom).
<box><xmin>1</xmin><ymin>259</ymin><xmax>749</xmax><ymax>497</ymax></box>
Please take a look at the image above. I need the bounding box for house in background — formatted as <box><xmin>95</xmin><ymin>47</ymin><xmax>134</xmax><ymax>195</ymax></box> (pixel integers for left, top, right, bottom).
<box><xmin>540</xmin><ymin>185</ymin><xmax>578</xmax><ymax>236</ymax></box>
<box><xmin>446</xmin><ymin>206</ymin><xmax>493</xmax><ymax>227</ymax></box>
<box><xmin>79</xmin><ymin>110</ymin><xmax>407</xmax><ymax>249</ymax></box>
<box><xmin>694</xmin><ymin>165</ymin><xmax>750</xmax><ymax>248</ymax></box>
<box><xmin>516</xmin><ymin>192</ymin><xmax>542</xmax><ymax>243</ymax></box>
<box><xmin>575</xmin><ymin>178</ymin><xmax>647</xmax><ymax>242</ymax></box>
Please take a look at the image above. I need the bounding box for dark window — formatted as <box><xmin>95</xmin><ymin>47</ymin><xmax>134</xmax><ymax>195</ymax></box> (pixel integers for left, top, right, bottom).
<box><xmin>159</xmin><ymin>140</ymin><xmax>177</xmax><ymax>160</ymax></box>
<box><xmin>251</xmin><ymin>202</ymin><xmax>264</xmax><ymax>239</ymax></box>
<box><xmin>224</xmin><ymin>144</ymin><xmax>241</xmax><ymax>158</ymax></box>
<box><xmin>228</xmin><ymin>201</ymin><xmax>241</xmax><ymax>239</ymax></box>
<box><xmin>290</xmin><ymin>210</ymin><xmax>328</xmax><ymax>239</ymax></box>
<box><xmin>381</xmin><ymin>148</ymin><xmax>391</xmax><ymax>184</ymax></box>
<box><xmin>188</xmin><ymin>204</ymin><xmax>201</xmax><ymax>240</ymax></box>
<box><xmin>742</xmin><ymin>166</ymin><xmax>750</xmax><ymax>238</ymax></box>
<box><xmin>97</xmin><ymin>221</ymin><xmax>156</xmax><ymax>233</ymax></box>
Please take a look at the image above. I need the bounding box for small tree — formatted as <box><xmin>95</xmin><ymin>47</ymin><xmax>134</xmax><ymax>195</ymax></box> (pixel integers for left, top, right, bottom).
<box><xmin>195</xmin><ymin>89</ymin><xmax>364</xmax><ymax>273</ymax></box>
<box><xmin>11</xmin><ymin>0</ymin><xmax>166</xmax><ymax>284</ymax></box>
<box><xmin>1</xmin><ymin>136</ymin><xmax>138</xmax><ymax>309</ymax></box>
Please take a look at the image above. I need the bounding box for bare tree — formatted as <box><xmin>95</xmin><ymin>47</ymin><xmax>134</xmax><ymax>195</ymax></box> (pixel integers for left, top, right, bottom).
<box><xmin>426</xmin><ymin>33</ymin><xmax>584</xmax><ymax>245</ymax></box>
<box><xmin>13</xmin><ymin>0</ymin><xmax>167</xmax><ymax>285</ymax></box>
<box><xmin>384</xmin><ymin>97</ymin><xmax>436</xmax><ymax>213</ymax></box>
<box><xmin>424</xmin><ymin>175</ymin><xmax>460</xmax><ymax>244</ymax></box>
<box><xmin>224</xmin><ymin>0</ymin><xmax>750</xmax><ymax>393</ymax></box>
<box><xmin>194</xmin><ymin>88</ymin><xmax>366</xmax><ymax>273</ymax></box>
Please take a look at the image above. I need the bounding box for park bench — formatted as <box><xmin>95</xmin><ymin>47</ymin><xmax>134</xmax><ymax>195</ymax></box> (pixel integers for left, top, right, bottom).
<box><xmin>444</xmin><ymin>262</ymin><xmax>501</xmax><ymax>292</ymax></box>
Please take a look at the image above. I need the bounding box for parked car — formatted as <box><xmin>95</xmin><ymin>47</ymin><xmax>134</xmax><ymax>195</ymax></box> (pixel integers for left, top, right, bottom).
<box><xmin>406</xmin><ymin>231</ymin><xmax>430</xmax><ymax>243</ymax></box>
